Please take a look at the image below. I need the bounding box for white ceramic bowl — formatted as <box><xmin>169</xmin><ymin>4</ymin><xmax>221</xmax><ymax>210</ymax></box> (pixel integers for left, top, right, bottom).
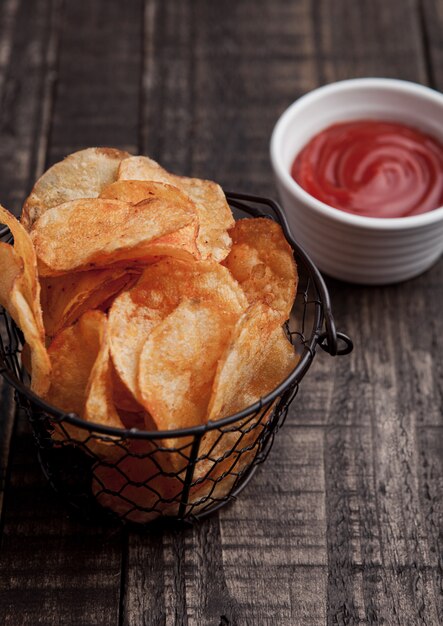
<box><xmin>270</xmin><ymin>78</ymin><xmax>443</xmax><ymax>284</ymax></box>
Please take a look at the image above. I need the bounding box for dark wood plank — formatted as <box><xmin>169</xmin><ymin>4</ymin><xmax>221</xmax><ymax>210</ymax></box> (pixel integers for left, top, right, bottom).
<box><xmin>139</xmin><ymin>0</ymin><xmax>318</xmax><ymax>194</ymax></box>
<box><xmin>417</xmin><ymin>426</ymin><xmax>443</xmax><ymax>624</ymax></box>
<box><xmin>0</xmin><ymin>381</ymin><xmax>15</xmax><ymax>520</ymax></box>
<box><xmin>296</xmin><ymin>204</ymin><xmax>443</xmax><ymax>624</ymax></box>
<box><xmin>420</xmin><ymin>0</ymin><xmax>443</xmax><ymax>88</ymax></box>
<box><xmin>323</xmin><ymin>273</ymin><xmax>443</xmax><ymax>626</ymax></box>
<box><xmin>122</xmin><ymin>528</ymin><xmax>166</xmax><ymax>626</ymax></box>
<box><xmin>314</xmin><ymin>0</ymin><xmax>428</xmax><ymax>85</ymax></box>
<box><xmin>48</xmin><ymin>0</ymin><xmax>143</xmax><ymax>162</ymax></box>
<box><xmin>0</xmin><ymin>422</ymin><xmax>124</xmax><ymax>626</ymax></box>
<box><xmin>0</xmin><ymin>0</ymin><xmax>60</xmax><ymax>528</ymax></box>
<box><xmin>0</xmin><ymin>0</ymin><xmax>59</xmax><ymax>216</ymax></box>
<box><xmin>0</xmin><ymin>1</ymin><xmax>143</xmax><ymax>624</ymax></box>
<box><xmin>314</xmin><ymin>2</ymin><xmax>443</xmax><ymax>623</ymax></box>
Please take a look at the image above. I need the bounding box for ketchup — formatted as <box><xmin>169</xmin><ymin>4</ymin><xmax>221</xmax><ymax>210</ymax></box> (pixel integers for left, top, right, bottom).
<box><xmin>291</xmin><ymin>120</ymin><xmax>443</xmax><ymax>218</ymax></box>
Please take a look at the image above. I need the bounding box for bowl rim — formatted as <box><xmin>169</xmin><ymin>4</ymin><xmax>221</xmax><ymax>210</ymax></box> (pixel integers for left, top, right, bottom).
<box><xmin>270</xmin><ymin>77</ymin><xmax>443</xmax><ymax>231</ymax></box>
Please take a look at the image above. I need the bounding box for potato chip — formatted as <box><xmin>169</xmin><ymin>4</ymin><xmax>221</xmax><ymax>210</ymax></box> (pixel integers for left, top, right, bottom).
<box><xmin>108</xmin><ymin>289</ymin><xmax>166</xmax><ymax>408</ymax></box>
<box><xmin>108</xmin><ymin>258</ymin><xmax>247</xmax><ymax>402</ymax></box>
<box><xmin>191</xmin><ymin>303</ymin><xmax>298</xmax><ymax>492</ymax></box>
<box><xmin>21</xmin><ymin>147</ymin><xmax>129</xmax><ymax>231</ymax></box>
<box><xmin>45</xmin><ymin>310</ymin><xmax>106</xmax><ymax>416</ymax></box>
<box><xmin>0</xmin><ymin>244</ymin><xmax>22</xmax><ymax>307</ymax></box>
<box><xmin>100</xmin><ymin>180</ymin><xmax>194</xmax><ymax>218</ymax></box>
<box><xmin>111</xmin><ymin>363</ymin><xmax>145</xmax><ymax>414</ymax></box>
<box><xmin>0</xmin><ymin>244</ymin><xmax>49</xmax><ymax>395</ymax></box>
<box><xmin>40</xmin><ymin>268</ymin><xmax>140</xmax><ymax>337</ymax></box>
<box><xmin>0</xmin><ymin>205</ymin><xmax>44</xmax><ymax>328</ymax></box>
<box><xmin>223</xmin><ymin>218</ymin><xmax>298</xmax><ymax>321</ymax></box>
<box><xmin>208</xmin><ymin>302</ymin><xmax>297</xmax><ymax>420</ymax></box>
<box><xmin>45</xmin><ymin>310</ymin><xmax>125</xmax><ymax>458</ymax></box>
<box><xmin>118</xmin><ymin>156</ymin><xmax>171</xmax><ymax>185</ymax></box>
<box><xmin>177</xmin><ymin>176</ymin><xmax>234</xmax><ymax>261</ymax></box>
<box><xmin>138</xmin><ymin>299</ymin><xmax>235</xmax><ymax>432</ymax></box>
<box><xmin>0</xmin><ymin>206</ymin><xmax>50</xmax><ymax>395</ymax></box>
<box><xmin>84</xmin><ymin>330</ymin><xmax>126</xmax><ymax>430</ymax></box>
<box><xmin>31</xmin><ymin>191</ymin><xmax>199</xmax><ymax>276</ymax></box>
<box><xmin>118</xmin><ymin>156</ymin><xmax>234</xmax><ymax>261</ymax></box>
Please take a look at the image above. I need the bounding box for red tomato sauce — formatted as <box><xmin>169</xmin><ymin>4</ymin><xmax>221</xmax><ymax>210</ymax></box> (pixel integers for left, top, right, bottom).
<box><xmin>291</xmin><ymin>120</ymin><xmax>443</xmax><ymax>218</ymax></box>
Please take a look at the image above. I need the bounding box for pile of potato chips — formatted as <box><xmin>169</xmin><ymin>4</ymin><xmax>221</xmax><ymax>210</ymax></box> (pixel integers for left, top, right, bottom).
<box><xmin>0</xmin><ymin>148</ymin><xmax>299</xmax><ymax>522</ymax></box>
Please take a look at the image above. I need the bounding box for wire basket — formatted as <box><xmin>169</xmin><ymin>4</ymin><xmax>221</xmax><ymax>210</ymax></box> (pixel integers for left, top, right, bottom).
<box><xmin>0</xmin><ymin>193</ymin><xmax>352</xmax><ymax>526</ymax></box>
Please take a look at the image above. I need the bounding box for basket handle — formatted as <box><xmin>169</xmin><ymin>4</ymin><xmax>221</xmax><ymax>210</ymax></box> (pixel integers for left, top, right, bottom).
<box><xmin>318</xmin><ymin>310</ymin><xmax>353</xmax><ymax>356</ymax></box>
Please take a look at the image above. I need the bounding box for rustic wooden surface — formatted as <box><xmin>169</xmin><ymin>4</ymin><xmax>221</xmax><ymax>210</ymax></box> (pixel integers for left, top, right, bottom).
<box><xmin>0</xmin><ymin>1</ymin><xmax>442</xmax><ymax>624</ymax></box>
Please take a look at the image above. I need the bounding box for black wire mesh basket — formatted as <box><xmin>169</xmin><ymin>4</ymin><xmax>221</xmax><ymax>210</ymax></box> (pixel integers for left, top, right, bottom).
<box><xmin>0</xmin><ymin>193</ymin><xmax>352</xmax><ymax>526</ymax></box>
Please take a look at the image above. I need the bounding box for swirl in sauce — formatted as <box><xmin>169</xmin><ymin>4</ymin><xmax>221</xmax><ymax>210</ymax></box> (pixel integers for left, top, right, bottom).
<box><xmin>291</xmin><ymin>120</ymin><xmax>443</xmax><ymax>218</ymax></box>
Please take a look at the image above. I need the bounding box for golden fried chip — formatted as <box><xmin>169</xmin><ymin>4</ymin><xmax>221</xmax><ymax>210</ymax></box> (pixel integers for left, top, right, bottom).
<box><xmin>0</xmin><ymin>207</ymin><xmax>50</xmax><ymax>395</ymax></box>
<box><xmin>138</xmin><ymin>299</ymin><xmax>235</xmax><ymax>432</ymax></box>
<box><xmin>0</xmin><ymin>244</ymin><xmax>22</xmax><ymax>307</ymax></box>
<box><xmin>118</xmin><ymin>156</ymin><xmax>234</xmax><ymax>261</ymax></box>
<box><xmin>0</xmin><ymin>244</ymin><xmax>50</xmax><ymax>395</ymax></box>
<box><xmin>111</xmin><ymin>363</ymin><xmax>145</xmax><ymax>413</ymax></box>
<box><xmin>31</xmin><ymin>191</ymin><xmax>199</xmax><ymax>276</ymax></box>
<box><xmin>188</xmin><ymin>303</ymin><xmax>298</xmax><ymax>498</ymax></box>
<box><xmin>108</xmin><ymin>258</ymin><xmax>247</xmax><ymax>402</ymax></box>
<box><xmin>84</xmin><ymin>330</ymin><xmax>125</xmax><ymax>430</ymax></box>
<box><xmin>45</xmin><ymin>310</ymin><xmax>106</xmax><ymax>416</ymax></box>
<box><xmin>118</xmin><ymin>156</ymin><xmax>171</xmax><ymax>185</ymax></box>
<box><xmin>40</xmin><ymin>268</ymin><xmax>140</xmax><ymax>337</ymax></box>
<box><xmin>45</xmin><ymin>310</ymin><xmax>125</xmax><ymax>457</ymax></box>
<box><xmin>223</xmin><ymin>218</ymin><xmax>298</xmax><ymax>321</ymax></box>
<box><xmin>108</xmin><ymin>289</ymin><xmax>166</xmax><ymax>408</ymax></box>
<box><xmin>21</xmin><ymin>147</ymin><xmax>129</xmax><ymax>231</ymax></box>
<box><xmin>177</xmin><ymin>176</ymin><xmax>233</xmax><ymax>261</ymax></box>
<box><xmin>208</xmin><ymin>302</ymin><xmax>297</xmax><ymax>420</ymax></box>
<box><xmin>100</xmin><ymin>180</ymin><xmax>194</xmax><ymax>217</ymax></box>
<box><xmin>0</xmin><ymin>205</ymin><xmax>44</xmax><ymax>328</ymax></box>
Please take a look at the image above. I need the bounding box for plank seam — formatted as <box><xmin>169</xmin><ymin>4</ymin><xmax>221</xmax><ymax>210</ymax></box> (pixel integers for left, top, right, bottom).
<box><xmin>416</xmin><ymin>0</ymin><xmax>436</xmax><ymax>87</ymax></box>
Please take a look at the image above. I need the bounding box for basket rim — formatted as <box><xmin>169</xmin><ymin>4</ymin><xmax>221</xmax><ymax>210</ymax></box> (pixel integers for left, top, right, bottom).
<box><xmin>0</xmin><ymin>192</ymin><xmax>329</xmax><ymax>440</ymax></box>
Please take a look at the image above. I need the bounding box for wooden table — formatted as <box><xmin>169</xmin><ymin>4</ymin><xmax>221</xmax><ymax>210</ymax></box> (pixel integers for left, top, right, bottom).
<box><xmin>0</xmin><ymin>1</ymin><xmax>442</xmax><ymax>624</ymax></box>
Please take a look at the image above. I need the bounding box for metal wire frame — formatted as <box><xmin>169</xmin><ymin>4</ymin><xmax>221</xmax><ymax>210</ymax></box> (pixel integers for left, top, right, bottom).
<box><xmin>0</xmin><ymin>193</ymin><xmax>352</xmax><ymax>526</ymax></box>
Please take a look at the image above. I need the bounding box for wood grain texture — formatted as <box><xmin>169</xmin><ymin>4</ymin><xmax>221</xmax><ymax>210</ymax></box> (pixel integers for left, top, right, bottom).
<box><xmin>314</xmin><ymin>0</ymin><xmax>428</xmax><ymax>85</ymax></box>
<box><xmin>0</xmin><ymin>0</ymin><xmax>143</xmax><ymax>624</ymax></box>
<box><xmin>122</xmin><ymin>528</ymin><xmax>166</xmax><ymax>626</ymax></box>
<box><xmin>139</xmin><ymin>0</ymin><xmax>318</xmax><ymax>194</ymax></box>
<box><xmin>420</xmin><ymin>0</ymin><xmax>443</xmax><ymax>87</ymax></box>
<box><xmin>315</xmin><ymin>2</ymin><xmax>443</xmax><ymax>623</ymax></box>
<box><xmin>0</xmin><ymin>0</ymin><xmax>60</xmax><ymax>527</ymax></box>
<box><xmin>48</xmin><ymin>0</ymin><xmax>143</xmax><ymax>162</ymax></box>
<box><xmin>0</xmin><ymin>0</ymin><xmax>59</xmax><ymax>215</ymax></box>
<box><xmin>0</xmin><ymin>376</ymin><xmax>15</xmax><ymax>523</ymax></box>
<box><xmin>322</xmin><ymin>274</ymin><xmax>443</xmax><ymax>625</ymax></box>
<box><xmin>0</xmin><ymin>423</ymin><xmax>123</xmax><ymax>626</ymax></box>
<box><xmin>0</xmin><ymin>0</ymin><xmax>442</xmax><ymax>625</ymax></box>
